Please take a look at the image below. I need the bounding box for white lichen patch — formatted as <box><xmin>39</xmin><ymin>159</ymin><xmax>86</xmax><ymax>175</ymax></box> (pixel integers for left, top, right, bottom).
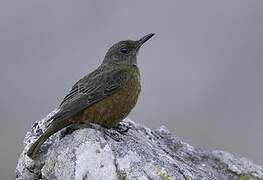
<box><xmin>42</xmin><ymin>149</ymin><xmax>75</xmax><ymax>179</ymax></box>
<box><xmin>116</xmin><ymin>150</ymin><xmax>140</xmax><ymax>170</ymax></box>
<box><xmin>75</xmin><ymin>141</ymin><xmax>117</xmax><ymax>180</ymax></box>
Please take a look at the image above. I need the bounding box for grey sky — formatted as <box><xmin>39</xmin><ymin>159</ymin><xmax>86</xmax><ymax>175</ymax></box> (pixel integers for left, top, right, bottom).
<box><xmin>1</xmin><ymin>0</ymin><xmax>263</xmax><ymax>179</ymax></box>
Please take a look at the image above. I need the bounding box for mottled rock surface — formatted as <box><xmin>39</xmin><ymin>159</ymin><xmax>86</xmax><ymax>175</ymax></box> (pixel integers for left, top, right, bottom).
<box><xmin>16</xmin><ymin>110</ymin><xmax>263</xmax><ymax>180</ymax></box>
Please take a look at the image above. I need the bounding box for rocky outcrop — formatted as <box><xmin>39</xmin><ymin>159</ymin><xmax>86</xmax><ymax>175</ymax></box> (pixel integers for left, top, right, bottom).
<box><xmin>16</xmin><ymin>109</ymin><xmax>263</xmax><ymax>179</ymax></box>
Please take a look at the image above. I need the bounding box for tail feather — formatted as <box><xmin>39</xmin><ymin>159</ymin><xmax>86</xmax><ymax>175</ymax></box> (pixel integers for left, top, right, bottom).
<box><xmin>27</xmin><ymin>119</ymin><xmax>72</xmax><ymax>158</ymax></box>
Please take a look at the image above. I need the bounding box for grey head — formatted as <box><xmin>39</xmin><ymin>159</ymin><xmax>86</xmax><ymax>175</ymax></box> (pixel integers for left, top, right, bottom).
<box><xmin>103</xmin><ymin>33</ymin><xmax>155</xmax><ymax>66</ymax></box>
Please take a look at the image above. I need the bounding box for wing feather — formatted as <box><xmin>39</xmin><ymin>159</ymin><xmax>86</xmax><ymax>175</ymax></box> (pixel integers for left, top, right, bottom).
<box><xmin>50</xmin><ymin>67</ymin><xmax>127</xmax><ymax>125</ymax></box>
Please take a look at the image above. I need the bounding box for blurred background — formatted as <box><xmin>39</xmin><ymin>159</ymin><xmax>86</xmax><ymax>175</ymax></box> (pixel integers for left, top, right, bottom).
<box><xmin>1</xmin><ymin>0</ymin><xmax>263</xmax><ymax>179</ymax></box>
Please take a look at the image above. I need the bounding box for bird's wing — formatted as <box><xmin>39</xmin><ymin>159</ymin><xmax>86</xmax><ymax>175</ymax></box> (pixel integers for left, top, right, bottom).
<box><xmin>49</xmin><ymin>67</ymin><xmax>127</xmax><ymax>125</ymax></box>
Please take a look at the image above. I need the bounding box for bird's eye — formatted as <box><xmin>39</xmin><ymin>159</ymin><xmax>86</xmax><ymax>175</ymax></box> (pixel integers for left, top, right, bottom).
<box><xmin>120</xmin><ymin>47</ymin><xmax>129</xmax><ymax>54</ymax></box>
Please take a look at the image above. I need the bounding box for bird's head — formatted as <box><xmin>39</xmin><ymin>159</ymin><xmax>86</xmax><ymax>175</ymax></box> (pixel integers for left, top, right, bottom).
<box><xmin>103</xmin><ymin>33</ymin><xmax>155</xmax><ymax>66</ymax></box>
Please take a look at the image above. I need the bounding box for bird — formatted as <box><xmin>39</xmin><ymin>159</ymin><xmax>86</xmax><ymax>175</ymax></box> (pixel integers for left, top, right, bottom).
<box><xmin>27</xmin><ymin>33</ymin><xmax>155</xmax><ymax>158</ymax></box>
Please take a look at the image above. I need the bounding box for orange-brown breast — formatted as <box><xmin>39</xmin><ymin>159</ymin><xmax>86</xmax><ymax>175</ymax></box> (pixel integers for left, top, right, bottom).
<box><xmin>78</xmin><ymin>66</ymin><xmax>141</xmax><ymax>128</ymax></box>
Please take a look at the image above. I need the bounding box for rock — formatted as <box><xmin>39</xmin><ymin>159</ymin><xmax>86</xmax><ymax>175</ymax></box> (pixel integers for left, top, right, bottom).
<box><xmin>16</xmin><ymin>110</ymin><xmax>263</xmax><ymax>180</ymax></box>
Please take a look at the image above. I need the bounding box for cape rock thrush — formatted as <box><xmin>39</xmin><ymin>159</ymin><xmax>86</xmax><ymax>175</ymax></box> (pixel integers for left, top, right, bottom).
<box><xmin>27</xmin><ymin>33</ymin><xmax>155</xmax><ymax>158</ymax></box>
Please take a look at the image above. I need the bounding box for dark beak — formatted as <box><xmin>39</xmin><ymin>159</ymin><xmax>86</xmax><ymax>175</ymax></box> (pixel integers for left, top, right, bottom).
<box><xmin>136</xmin><ymin>33</ymin><xmax>155</xmax><ymax>49</ymax></box>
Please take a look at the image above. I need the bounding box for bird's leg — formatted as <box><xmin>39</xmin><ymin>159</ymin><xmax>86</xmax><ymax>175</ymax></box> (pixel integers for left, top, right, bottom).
<box><xmin>112</xmin><ymin>122</ymin><xmax>130</xmax><ymax>134</ymax></box>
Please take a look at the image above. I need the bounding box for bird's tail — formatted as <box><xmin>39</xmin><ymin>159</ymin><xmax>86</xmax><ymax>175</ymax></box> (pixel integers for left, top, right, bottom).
<box><xmin>27</xmin><ymin>119</ymin><xmax>72</xmax><ymax>158</ymax></box>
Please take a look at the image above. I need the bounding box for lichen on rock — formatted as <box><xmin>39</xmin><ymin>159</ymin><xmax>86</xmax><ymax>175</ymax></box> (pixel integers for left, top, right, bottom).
<box><xmin>16</xmin><ymin>111</ymin><xmax>263</xmax><ymax>180</ymax></box>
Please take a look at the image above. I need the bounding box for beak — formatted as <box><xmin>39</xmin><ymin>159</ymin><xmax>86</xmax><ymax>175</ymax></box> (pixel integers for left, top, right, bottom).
<box><xmin>136</xmin><ymin>33</ymin><xmax>155</xmax><ymax>49</ymax></box>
